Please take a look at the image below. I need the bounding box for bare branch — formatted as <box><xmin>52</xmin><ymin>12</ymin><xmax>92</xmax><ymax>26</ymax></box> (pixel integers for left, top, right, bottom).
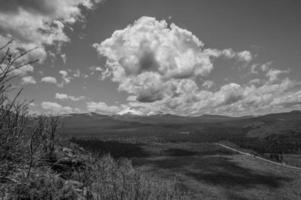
<box><xmin>10</xmin><ymin>47</ymin><xmax>39</xmax><ymax>65</ymax></box>
<box><xmin>0</xmin><ymin>39</ymin><xmax>13</xmax><ymax>52</ymax></box>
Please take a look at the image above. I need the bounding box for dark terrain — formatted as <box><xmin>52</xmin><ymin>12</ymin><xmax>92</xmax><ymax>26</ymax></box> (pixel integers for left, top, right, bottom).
<box><xmin>62</xmin><ymin>111</ymin><xmax>301</xmax><ymax>200</ymax></box>
<box><xmin>62</xmin><ymin>111</ymin><xmax>301</xmax><ymax>157</ymax></box>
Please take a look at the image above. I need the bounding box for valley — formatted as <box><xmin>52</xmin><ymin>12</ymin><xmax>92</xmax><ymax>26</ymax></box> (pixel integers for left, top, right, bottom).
<box><xmin>63</xmin><ymin>111</ymin><xmax>301</xmax><ymax>200</ymax></box>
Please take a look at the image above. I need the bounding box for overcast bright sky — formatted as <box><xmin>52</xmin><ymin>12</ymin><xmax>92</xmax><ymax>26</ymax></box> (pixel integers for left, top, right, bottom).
<box><xmin>0</xmin><ymin>0</ymin><xmax>301</xmax><ymax>116</ymax></box>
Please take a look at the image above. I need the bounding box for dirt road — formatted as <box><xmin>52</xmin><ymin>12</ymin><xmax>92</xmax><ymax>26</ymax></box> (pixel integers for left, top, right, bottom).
<box><xmin>216</xmin><ymin>143</ymin><xmax>301</xmax><ymax>171</ymax></box>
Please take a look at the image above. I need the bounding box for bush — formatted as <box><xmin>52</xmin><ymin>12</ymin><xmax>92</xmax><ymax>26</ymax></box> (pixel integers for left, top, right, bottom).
<box><xmin>0</xmin><ymin>39</ymin><xmax>35</xmax><ymax>178</ymax></box>
<box><xmin>8</xmin><ymin>169</ymin><xmax>78</xmax><ymax>200</ymax></box>
<box><xmin>71</xmin><ymin>154</ymin><xmax>189</xmax><ymax>200</ymax></box>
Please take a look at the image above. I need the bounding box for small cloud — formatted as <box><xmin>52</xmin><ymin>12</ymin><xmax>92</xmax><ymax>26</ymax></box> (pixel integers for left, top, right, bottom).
<box><xmin>59</xmin><ymin>70</ymin><xmax>72</xmax><ymax>84</ymax></box>
<box><xmin>249</xmin><ymin>78</ymin><xmax>261</xmax><ymax>85</ymax></box>
<box><xmin>10</xmin><ymin>65</ymin><xmax>34</xmax><ymax>77</ymax></box>
<box><xmin>237</xmin><ymin>51</ymin><xmax>252</xmax><ymax>62</ymax></box>
<box><xmin>206</xmin><ymin>48</ymin><xmax>253</xmax><ymax>62</ymax></box>
<box><xmin>126</xmin><ymin>95</ymin><xmax>137</xmax><ymax>102</ymax></box>
<box><xmin>250</xmin><ymin>64</ymin><xmax>258</xmax><ymax>74</ymax></box>
<box><xmin>95</xmin><ymin>67</ymin><xmax>102</xmax><ymax>72</ymax></box>
<box><xmin>41</xmin><ymin>101</ymin><xmax>76</xmax><ymax>114</ymax></box>
<box><xmin>55</xmin><ymin>93</ymin><xmax>85</xmax><ymax>101</ymax></box>
<box><xmin>61</xmin><ymin>54</ymin><xmax>67</xmax><ymax>64</ymax></box>
<box><xmin>202</xmin><ymin>80</ymin><xmax>214</xmax><ymax>89</ymax></box>
<box><xmin>250</xmin><ymin>62</ymin><xmax>272</xmax><ymax>74</ymax></box>
<box><xmin>21</xmin><ymin>76</ymin><xmax>37</xmax><ymax>85</ymax></box>
<box><xmin>55</xmin><ymin>93</ymin><xmax>68</xmax><ymax>100</ymax></box>
<box><xmin>72</xmin><ymin>69</ymin><xmax>81</xmax><ymax>78</ymax></box>
<box><xmin>261</xmin><ymin>62</ymin><xmax>272</xmax><ymax>72</ymax></box>
<box><xmin>266</xmin><ymin>68</ymin><xmax>289</xmax><ymax>82</ymax></box>
<box><xmin>89</xmin><ymin>66</ymin><xmax>103</xmax><ymax>76</ymax></box>
<box><xmin>41</xmin><ymin>76</ymin><xmax>58</xmax><ymax>84</ymax></box>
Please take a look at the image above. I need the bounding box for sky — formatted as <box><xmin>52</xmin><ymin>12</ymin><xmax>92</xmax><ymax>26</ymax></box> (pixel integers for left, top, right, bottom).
<box><xmin>0</xmin><ymin>0</ymin><xmax>301</xmax><ymax>116</ymax></box>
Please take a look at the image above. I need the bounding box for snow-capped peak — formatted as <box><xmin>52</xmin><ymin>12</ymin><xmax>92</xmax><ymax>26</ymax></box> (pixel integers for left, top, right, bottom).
<box><xmin>117</xmin><ymin>108</ymin><xmax>143</xmax><ymax>116</ymax></box>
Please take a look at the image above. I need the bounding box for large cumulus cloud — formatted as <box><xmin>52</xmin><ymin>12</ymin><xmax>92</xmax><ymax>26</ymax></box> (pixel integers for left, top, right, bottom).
<box><xmin>93</xmin><ymin>16</ymin><xmax>301</xmax><ymax>116</ymax></box>
<box><xmin>93</xmin><ymin>17</ymin><xmax>212</xmax><ymax>81</ymax></box>
<box><xmin>93</xmin><ymin>16</ymin><xmax>250</xmax><ymax>103</ymax></box>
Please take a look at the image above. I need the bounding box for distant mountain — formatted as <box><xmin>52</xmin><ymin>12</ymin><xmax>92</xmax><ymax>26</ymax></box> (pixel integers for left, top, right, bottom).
<box><xmin>60</xmin><ymin>110</ymin><xmax>301</xmax><ymax>158</ymax></box>
<box><xmin>244</xmin><ymin>110</ymin><xmax>301</xmax><ymax>138</ymax></box>
<box><xmin>62</xmin><ymin>110</ymin><xmax>301</xmax><ymax>126</ymax></box>
<box><xmin>60</xmin><ymin>110</ymin><xmax>301</xmax><ymax>141</ymax></box>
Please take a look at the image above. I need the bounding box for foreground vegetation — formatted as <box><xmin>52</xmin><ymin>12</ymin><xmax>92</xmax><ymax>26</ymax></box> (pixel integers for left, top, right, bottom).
<box><xmin>0</xmin><ymin>41</ymin><xmax>188</xmax><ymax>200</ymax></box>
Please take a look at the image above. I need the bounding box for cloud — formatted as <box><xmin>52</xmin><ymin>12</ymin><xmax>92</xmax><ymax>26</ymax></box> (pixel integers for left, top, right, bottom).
<box><xmin>8</xmin><ymin>64</ymin><xmax>34</xmax><ymax>77</ymax></box>
<box><xmin>55</xmin><ymin>93</ymin><xmax>68</xmax><ymax>100</ymax></box>
<box><xmin>0</xmin><ymin>0</ymin><xmax>103</xmax><ymax>61</ymax></box>
<box><xmin>95</xmin><ymin>67</ymin><xmax>102</xmax><ymax>72</ymax></box>
<box><xmin>41</xmin><ymin>101</ymin><xmax>75</xmax><ymax>114</ymax></box>
<box><xmin>205</xmin><ymin>48</ymin><xmax>252</xmax><ymax>62</ymax></box>
<box><xmin>216</xmin><ymin>83</ymin><xmax>244</xmax><ymax>106</ymax></box>
<box><xmin>89</xmin><ymin>66</ymin><xmax>103</xmax><ymax>73</ymax></box>
<box><xmin>41</xmin><ymin>76</ymin><xmax>57</xmax><ymax>84</ymax></box>
<box><xmin>93</xmin><ymin>16</ymin><xmax>301</xmax><ymax>116</ymax></box>
<box><xmin>202</xmin><ymin>80</ymin><xmax>214</xmax><ymax>89</ymax></box>
<box><xmin>21</xmin><ymin>76</ymin><xmax>36</xmax><ymax>85</ymax></box>
<box><xmin>55</xmin><ymin>93</ymin><xmax>85</xmax><ymax>101</ymax></box>
<box><xmin>249</xmin><ymin>78</ymin><xmax>261</xmax><ymax>85</ymax></box>
<box><xmin>266</xmin><ymin>68</ymin><xmax>289</xmax><ymax>82</ymax></box>
<box><xmin>93</xmin><ymin>17</ymin><xmax>211</xmax><ymax>81</ymax></box>
<box><xmin>250</xmin><ymin>62</ymin><xmax>273</xmax><ymax>75</ymax></box>
<box><xmin>237</xmin><ymin>51</ymin><xmax>252</xmax><ymax>62</ymax></box>
<box><xmin>0</xmin><ymin>35</ymin><xmax>47</xmax><ymax>64</ymax></box>
<box><xmin>59</xmin><ymin>70</ymin><xmax>72</xmax><ymax>84</ymax></box>
<box><xmin>72</xmin><ymin>69</ymin><xmax>81</xmax><ymax>78</ymax></box>
<box><xmin>87</xmin><ymin>101</ymin><xmax>122</xmax><ymax>115</ymax></box>
<box><xmin>271</xmin><ymin>90</ymin><xmax>301</xmax><ymax>109</ymax></box>
<box><xmin>89</xmin><ymin>66</ymin><xmax>109</xmax><ymax>79</ymax></box>
<box><xmin>61</xmin><ymin>54</ymin><xmax>67</xmax><ymax>64</ymax></box>
<box><xmin>40</xmin><ymin>70</ymin><xmax>75</xmax><ymax>88</ymax></box>
<box><xmin>127</xmin><ymin>78</ymin><xmax>301</xmax><ymax>116</ymax></box>
<box><xmin>94</xmin><ymin>16</ymin><xmax>254</xmax><ymax>104</ymax></box>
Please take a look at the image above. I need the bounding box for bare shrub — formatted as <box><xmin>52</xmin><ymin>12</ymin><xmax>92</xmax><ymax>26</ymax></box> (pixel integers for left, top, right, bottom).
<box><xmin>8</xmin><ymin>169</ymin><xmax>78</xmax><ymax>200</ymax></box>
<box><xmin>71</xmin><ymin>154</ymin><xmax>189</xmax><ymax>200</ymax></box>
<box><xmin>0</xmin><ymin>40</ymin><xmax>38</xmax><ymax>179</ymax></box>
